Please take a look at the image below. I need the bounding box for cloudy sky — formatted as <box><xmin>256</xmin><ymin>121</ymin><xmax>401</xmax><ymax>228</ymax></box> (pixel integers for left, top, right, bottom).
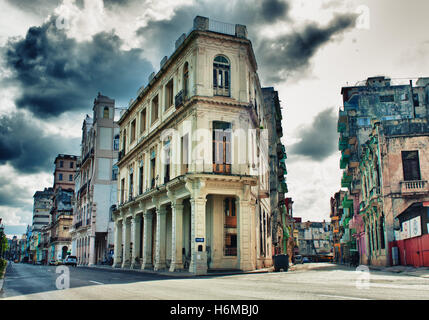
<box><xmin>1</xmin><ymin>0</ymin><xmax>429</xmax><ymax>237</ymax></box>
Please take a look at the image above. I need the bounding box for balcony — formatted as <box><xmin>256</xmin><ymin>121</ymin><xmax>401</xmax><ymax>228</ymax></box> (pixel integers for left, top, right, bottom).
<box><xmin>50</xmin><ymin>236</ymin><xmax>71</xmax><ymax>243</ymax></box>
<box><xmin>341</xmin><ymin>171</ymin><xmax>352</xmax><ymax>188</ymax></box>
<box><xmin>400</xmin><ymin>180</ymin><xmax>428</xmax><ymax>196</ymax></box>
<box><xmin>337</xmin><ymin>122</ymin><xmax>346</xmax><ymax>133</ymax></box>
<box><xmin>214</xmin><ymin>86</ymin><xmax>230</xmax><ymax>97</ymax></box>
<box><xmin>338</xmin><ymin>136</ymin><xmax>349</xmax><ymax>151</ymax></box>
<box><xmin>276</xmin><ymin>143</ymin><xmax>285</xmax><ymax>156</ymax></box>
<box><xmin>81</xmin><ymin>147</ymin><xmax>94</xmax><ymax>166</ymax></box>
<box><xmin>340</xmin><ymin>152</ymin><xmax>350</xmax><ymax>169</ymax></box>
<box><xmin>225</xmin><ymin>216</ymin><xmax>237</xmax><ymax>228</ymax></box>
<box><xmin>213</xmin><ymin>164</ymin><xmax>231</xmax><ymax>174</ymax></box>
<box><xmin>175</xmin><ymin>89</ymin><xmax>186</xmax><ymax>108</ymax></box>
<box><xmin>118</xmin><ymin>150</ymin><xmax>124</xmax><ymax>161</ymax></box>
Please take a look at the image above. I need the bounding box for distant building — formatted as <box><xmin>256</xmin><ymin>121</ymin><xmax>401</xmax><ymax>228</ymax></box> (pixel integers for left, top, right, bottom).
<box><xmin>70</xmin><ymin>93</ymin><xmax>119</xmax><ymax>266</ymax></box>
<box><xmin>32</xmin><ymin>188</ymin><xmax>54</xmax><ymax>232</ymax></box>
<box><xmin>48</xmin><ymin>154</ymin><xmax>78</xmax><ymax>261</ymax></box>
<box><xmin>338</xmin><ymin>76</ymin><xmax>429</xmax><ymax>267</ymax></box>
<box><xmin>359</xmin><ymin>119</ymin><xmax>429</xmax><ymax>266</ymax></box>
<box><xmin>262</xmin><ymin>88</ymin><xmax>291</xmax><ymax>258</ymax></box>
<box><xmin>294</xmin><ymin>220</ymin><xmax>332</xmax><ymax>259</ymax></box>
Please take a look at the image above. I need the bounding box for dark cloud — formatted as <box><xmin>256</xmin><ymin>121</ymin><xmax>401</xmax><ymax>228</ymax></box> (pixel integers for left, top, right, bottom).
<box><xmin>289</xmin><ymin>108</ymin><xmax>338</xmax><ymax>161</ymax></box>
<box><xmin>0</xmin><ymin>176</ymin><xmax>32</xmax><ymax>207</ymax></box>
<box><xmin>103</xmin><ymin>0</ymin><xmax>135</xmax><ymax>8</ymax></box>
<box><xmin>261</xmin><ymin>0</ymin><xmax>290</xmax><ymax>22</ymax></box>
<box><xmin>135</xmin><ymin>2</ymin><xmax>355</xmax><ymax>85</ymax></box>
<box><xmin>5</xmin><ymin>16</ymin><xmax>154</xmax><ymax>117</ymax></box>
<box><xmin>0</xmin><ymin>112</ymin><xmax>80</xmax><ymax>173</ymax></box>
<box><xmin>136</xmin><ymin>0</ymin><xmax>291</xmax><ymax>61</ymax></box>
<box><xmin>257</xmin><ymin>13</ymin><xmax>358</xmax><ymax>83</ymax></box>
<box><xmin>5</xmin><ymin>0</ymin><xmax>61</xmax><ymax>16</ymax></box>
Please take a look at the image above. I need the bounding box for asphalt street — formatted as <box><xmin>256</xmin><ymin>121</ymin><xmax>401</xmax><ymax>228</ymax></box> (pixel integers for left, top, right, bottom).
<box><xmin>2</xmin><ymin>262</ymin><xmax>429</xmax><ymax>300</ymax></box>
<box><xmin>0</xmin><ymin>261</ymin><xmax>184</xmax><ymax>298</ymax></box>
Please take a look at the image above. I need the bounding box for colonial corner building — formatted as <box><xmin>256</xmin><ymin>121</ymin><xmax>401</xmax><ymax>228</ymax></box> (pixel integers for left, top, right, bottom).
<box><xmin>112</xmin><ymin>16</ymin><xmax>287</xmax><ymax>274</ymax></box>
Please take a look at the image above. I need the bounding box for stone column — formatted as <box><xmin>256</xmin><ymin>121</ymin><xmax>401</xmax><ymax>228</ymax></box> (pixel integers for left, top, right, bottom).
<box><xmin>122</xmin><ymin>217</ymin><xmax>131</xmax><ymax>268</ymax></box>
<box><xmin>77</xmin><ymin>238</ymin><xmax>80</xmax><ymax>265</ymax></box>
<box><xmin>189</xmin><ymin>197</ymin><xmax>207</xmax><ymax>275</ymax></box>
<box><xmin>238</xmin><ymin>198</ymin><xmax>253</xmax><ymax>271</ymax></box>
<box><xmin>113</xmin><ymin>220</ymin><xmax>123</xmax><ymax>268</ymax></box>
<box><xmin>142</xmin><ymin>211</ymin><xmax>153</xmax><ymax>269</ymax></box>
<box><xmin>154</xmin><ymin>206</ymin><xmax>167</xmax><ymax>271</ymax></box>
<box><xmin>170</xmin><ymin>201</ymin><xmax>184</xmax><ymax>272</ymax></box>
<box><xmin>88</xmin><ymin>235</ymin><xmax>96</xmax><ymax>266</ymax></box>
<box><xmin>131</xmin><ymin>214</ymin><xmax>142</xmax><ymax>269</ymax></box>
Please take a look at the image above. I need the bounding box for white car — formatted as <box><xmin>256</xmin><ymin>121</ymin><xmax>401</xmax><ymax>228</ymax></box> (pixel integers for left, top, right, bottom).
<box><xmin>64</xmin><ymin>256</ymin><xmax>77</xmax><ymax>267</ymax></box>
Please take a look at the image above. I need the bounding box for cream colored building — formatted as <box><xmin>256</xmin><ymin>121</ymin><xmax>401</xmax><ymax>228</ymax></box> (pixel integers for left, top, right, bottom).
<box><xmin>113</xmin><ymin>16</ymin><xmax>274</xmax><ymax>274</ymax></box>
<box><xmin>70</xmin><ymin>93</ymin><xmax>119</xmax><ymax>266</ymax></box>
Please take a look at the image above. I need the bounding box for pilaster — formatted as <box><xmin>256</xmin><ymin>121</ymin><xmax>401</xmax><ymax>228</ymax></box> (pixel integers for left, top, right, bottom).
<box><xmin>170</xmin><ymin>200</ymin><xmax>184</xmax><ymax>272</ymax></box>
<box><xmin>142</xmin><ymin>211</ymin><xmax>153</xmax><ymax>269</ymax></box>
<box><xmin>154</xmin><ymin>206</ymin><xmax>167</xmax><ymax>271</ymax></box>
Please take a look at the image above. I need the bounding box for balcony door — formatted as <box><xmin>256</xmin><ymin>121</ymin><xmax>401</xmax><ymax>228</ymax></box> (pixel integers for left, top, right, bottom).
<box><xmin>213</xmin><ymin>121</ymin><xmax>231</xmax><ymax>174</ymax></box>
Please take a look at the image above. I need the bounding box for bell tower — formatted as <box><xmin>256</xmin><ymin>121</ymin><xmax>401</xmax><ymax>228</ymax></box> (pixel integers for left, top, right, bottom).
<box><xmin>93</xmin><ymin>92</ymin><xmax>115</xmax><ymax>123</ymax></box>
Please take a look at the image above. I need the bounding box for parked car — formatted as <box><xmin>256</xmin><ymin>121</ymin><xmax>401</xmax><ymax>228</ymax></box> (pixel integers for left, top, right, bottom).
<box><xmin>64</xmin><ymin>255</ymin><xmax>77</xmax><ymax>267</ymax></box>
<box><xmin>49</xmin><ymin>259</ymin><xmax>57</xmax><ymax>266</ymax></box>
<box><xmin>303</xmin><ymin>257</ymin><xmax>310</xmax><ymax>263</ymax></box>
<box><xmin>294</xmin><ymin>255</ymin><xmax>303</xmax><ymax>264</ymax></box>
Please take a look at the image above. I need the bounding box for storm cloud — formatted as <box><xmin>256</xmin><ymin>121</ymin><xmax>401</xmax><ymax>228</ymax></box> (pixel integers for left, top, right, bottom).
<box><xmin>257</xmin><ymin>13</ymin><xmax>358</xmax><ymax>83</ymax></box>
<box><xmin>5</xmin><ymin>16</ymin><xmax>153</xmax><ymax>118</ymax></box>
<box><xmin>261</xmin><ymin>0</ymin><xmax>290</xmax><ymax>22</ymax></box>
<box><xmin>0</xmin><ymin>112</ymin><xmax>80</xmax><ymax>173</ymax></box>
<box><xmin>136</xmin><ymin>0</ymin><xmax>292</xmax><ymax>63</ymax></box>
<box><xmin>289</xmin><ymin>108</ymin><xmax>339</xmax><ymax>161</ymax></box>
<box><xmin>135</xmin><ymin>1</ymin><xmax>355</xmax><ymax>84</ymax></box>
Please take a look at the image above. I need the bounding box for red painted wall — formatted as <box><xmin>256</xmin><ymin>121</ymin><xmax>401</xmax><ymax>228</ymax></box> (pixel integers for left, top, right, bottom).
<box><xmin>389</xmin><ymin>234</ymin><xmax>429</xmax><ymax>267</ymax></box>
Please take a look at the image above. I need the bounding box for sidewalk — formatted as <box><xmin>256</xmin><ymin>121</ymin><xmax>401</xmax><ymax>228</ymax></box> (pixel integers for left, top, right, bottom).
<box><xmin>368</xmin><ymin>265</ymin><xmax>429</xmax><ymax>278</ymax></box>
<box><xmin>0</xmin><ymin>260</ymin><xmax>8</xmax><ymax>292</ymax></box>
<box><xmin>78</xmin><ymin>264</ymin><xmax>274</xmax><ymax>277</ymax></box>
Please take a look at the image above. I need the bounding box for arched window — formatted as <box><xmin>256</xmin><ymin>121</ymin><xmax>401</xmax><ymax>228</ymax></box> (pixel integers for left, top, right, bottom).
<box><xmin>213</xmin><ymin>55</ymin><xmax>230</xmax><ymax>97</ymax></box>
<box><xmin>183</xmin><ymin>62</ymin><xmax>189</xmax><ymax>98</ymax></box>
<box><xmin>103</xmin><ymin>107</ymin><xmax>109</xmax><ymax>119</ymax></box>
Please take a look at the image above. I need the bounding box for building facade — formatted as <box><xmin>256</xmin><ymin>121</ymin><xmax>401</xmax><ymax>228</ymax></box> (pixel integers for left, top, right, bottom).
<box><xmin>48</xmin><ymin>154</ymin><xmax>77</xmax><ymax>261</ymax></box>
<box><xmin>294</xmin><ymin>220</ymin><xmax>332</xmax><ymax>260</ymax></box>
<box><xmin>359</xmin><ymin>119</ymin><xmax>429</xmax><ymax>266</ymax></box>
<box><xmin>113</xmin><ymin>16</ymin><xmax>279</xmax><ymax>274</ymax></box>
<box><xmin>261</xmin><ymin>87</ymin><xmax>291</xmax><ymax>259</ymax></box>
<box><xmin>338</xmin><ymin>76</ymin><xmax>429</xmax><ymax>266</ymax></box>
<box><xmin>32</xmin><ymin>188</ymin><xmax>54</xmax><ymax>232</ymax></box>
<box><xmin>71</xmin><ymin>93</ymin><xmax>119</xmax><ymax>265</ymax></box>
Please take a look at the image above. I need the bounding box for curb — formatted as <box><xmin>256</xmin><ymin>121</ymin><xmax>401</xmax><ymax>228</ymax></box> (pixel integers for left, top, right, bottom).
<box><xmin>368</xmin><ymin>266</ymin><xmax>429</xmax><ymax>278</ymax></box>
<box><xmin>76</xmin><ymin>265</ymin><xmax>273</xmax><ymax>278</ymax></box>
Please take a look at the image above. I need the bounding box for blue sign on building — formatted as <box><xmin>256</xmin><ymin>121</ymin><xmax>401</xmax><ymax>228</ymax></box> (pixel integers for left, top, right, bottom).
<box><xmin>195</xmin><ymin>238</ymin><xmax>204</xmax><ymax>242</ymax></box>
